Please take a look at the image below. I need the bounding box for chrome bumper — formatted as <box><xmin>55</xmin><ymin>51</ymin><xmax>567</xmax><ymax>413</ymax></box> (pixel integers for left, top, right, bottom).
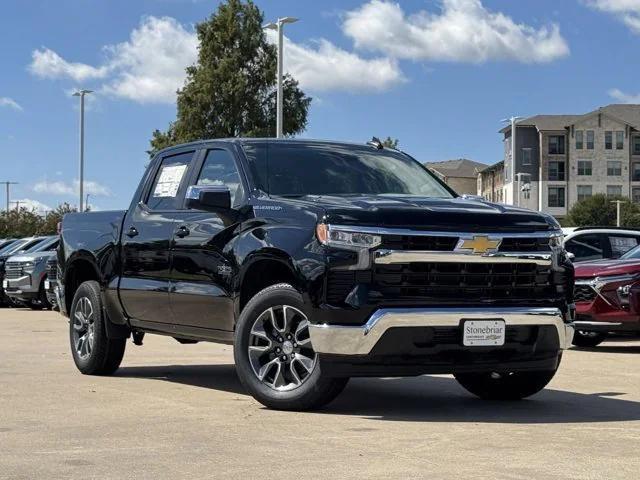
<box><xmin>309</xmin><ymin>307</ymin><xmax>574</xmax><ymax>355</ymax></box>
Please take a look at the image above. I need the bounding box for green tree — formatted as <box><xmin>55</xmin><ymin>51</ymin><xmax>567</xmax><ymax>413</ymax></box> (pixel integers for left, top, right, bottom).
<box><xmin>381</xmin><ymin>136</ymin><xmax>399</xmax><ymax>149</ymax></box>
<box><xmin>39</xmin><ymin>203</ymin><xmax>76</xmax><ymax>235</ymax></box>
<box><xmin>0</xmin><ymin>203</ymin><xmax>77</xmax><ymax>237</ymax></box>
<box><xmin>568</xmin><ymin>194</ymin><xmax>640</xmax><ymax>227</ymax></box>
<box><xmin>150</xmin><ymin>0</ymin><xmax>311</xmax><ymax>153</ymax></box>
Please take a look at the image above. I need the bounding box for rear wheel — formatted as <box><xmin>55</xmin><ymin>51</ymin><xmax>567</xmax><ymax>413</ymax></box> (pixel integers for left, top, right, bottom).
<box><xmin>234</xmin><ymin>284</ymin><xmax>348</xmax><ymax>410</ymax></box>
<box><xmin>69</xmin><ymin>280</ymin><xmax>126</xmax><ymax>375</ymax></box>
<box><xmin>454</xmin><ymin>367</ymin><xmax>558</xmax><ymax>400</ymax></box>
<box><xmin>572</xmin><ymin>330</ymin><xmax>607</xmax><ymax>348</ymax></box>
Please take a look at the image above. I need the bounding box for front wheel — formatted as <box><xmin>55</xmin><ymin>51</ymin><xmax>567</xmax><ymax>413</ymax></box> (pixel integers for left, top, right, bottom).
<box><xmin>234</xmin><ymin>284</ymin><xmax>348</xmax><ymax>411</ymax></box>
<box><xmin>572</xmin><ymin>331</ymin><xmax>607</xmax><ymax>348</ymax></box>
<box><xmin>69</xmin><ymin>280</ymin><xmax>126</xmax><ymax>375</ymax></box>
<box><xmin>454</xmin><ymin>367</ymin><xmax>558</xmax><ymax>400</ymax></box>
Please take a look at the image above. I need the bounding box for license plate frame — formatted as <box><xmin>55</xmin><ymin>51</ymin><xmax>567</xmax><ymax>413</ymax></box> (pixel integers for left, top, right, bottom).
<box><xmin>462</xmin><ymin>319</ymin><xmax>506</xmax><ymax>347</ymax></box>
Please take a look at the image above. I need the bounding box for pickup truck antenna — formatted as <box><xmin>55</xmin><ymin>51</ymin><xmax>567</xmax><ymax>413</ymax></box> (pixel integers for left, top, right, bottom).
<box><xmin>368</xmin><ymin>137</ymin><xmax>384</xmax><ymax>149</ymax></box>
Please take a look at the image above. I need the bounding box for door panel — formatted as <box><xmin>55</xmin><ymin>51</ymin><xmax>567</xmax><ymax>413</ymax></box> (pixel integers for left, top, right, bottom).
<box><xmin>169</xmin><ymin>212</ymin><xmax>235</xmax><ymax>330</ymax></box>
<box><xmin>119</xmin><ymin>206</ymin><xmax>176</xmax><ymax>323</ymax></box>
<box><xmin>169</xmin><ymin>148</ymin><xmax>244</xmax><ymax>331</ymax></box>
<box><xmin>119</xmin><ymin>150</ymin><xmax>195</xmax><ymax>323</ymax></box>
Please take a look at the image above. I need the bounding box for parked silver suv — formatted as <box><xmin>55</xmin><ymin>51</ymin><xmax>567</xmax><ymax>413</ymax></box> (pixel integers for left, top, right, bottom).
<box><xmin>4</xmin><ymin>236</ymin><xmax>59</xmax><ymax>309</ymax></box>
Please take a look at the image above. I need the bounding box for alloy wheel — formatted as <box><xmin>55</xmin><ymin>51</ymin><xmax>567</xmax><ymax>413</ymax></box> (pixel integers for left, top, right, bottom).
<box><xmin>247</xmin><ymin>305</ymin><xmax>317</xmax><ymax>391</ymax></box>
<box><xmin>72</xmin><ymin>296</ymin><xmax>95</xmax><ymax>359</ymax></box>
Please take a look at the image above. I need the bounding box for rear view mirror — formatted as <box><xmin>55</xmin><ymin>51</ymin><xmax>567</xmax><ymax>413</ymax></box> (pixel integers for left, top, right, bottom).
<box><xmin>186</xmin><ymin>185</ymin><xmax>231</xmax><ymax>211</ymax></box>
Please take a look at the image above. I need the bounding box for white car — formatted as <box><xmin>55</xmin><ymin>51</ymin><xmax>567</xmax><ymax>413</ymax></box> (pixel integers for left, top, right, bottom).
<box><xmin>563</xmin><ymin>227</ymin><xmax>640</xmax><ymax>263</ymax></box>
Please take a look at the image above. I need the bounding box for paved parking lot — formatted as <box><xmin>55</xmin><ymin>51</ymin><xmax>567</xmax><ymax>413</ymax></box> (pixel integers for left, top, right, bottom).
<box><xmin>1</xmin><ymin>308</ymin><xmax>639</xmax><ymax>479</ymax></box>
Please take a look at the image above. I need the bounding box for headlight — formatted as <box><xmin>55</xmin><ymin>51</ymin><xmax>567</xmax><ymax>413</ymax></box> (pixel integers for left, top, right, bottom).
<box><xmin>316</xmin><ymin>224</ymin><xmax>382</xmax><ymax>249</ymax></box>
<box><xmin>617</xmin><ymin>284</ymin><xmax>632</xmax><ymax>305</ymax></box>
<box><xmin>22</xmin><ymin>261</ymin><xmax>36</xmax><ymax>272</ymax></box>
<box><xmin>549</xmin><ymin>234</ymin><xmax>563</xmax><ymax>250</ymax></box>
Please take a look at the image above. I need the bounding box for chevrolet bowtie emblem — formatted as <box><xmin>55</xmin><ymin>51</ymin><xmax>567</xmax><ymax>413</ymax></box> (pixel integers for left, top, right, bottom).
<box><xmin>457</xmin><ymin>235</ymin><xmax>502</xmax><ymax>254</ymax></box>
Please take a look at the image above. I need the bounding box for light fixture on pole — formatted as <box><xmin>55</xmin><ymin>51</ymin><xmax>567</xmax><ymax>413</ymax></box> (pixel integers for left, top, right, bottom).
<box><xmin>264</xmin><ymin>16</ymin><xmax>299</xmax><ymax>139</ymax></box>
<box><xmin>72</xmin><ymin>89</ymin><xmax>93</xmax><ymax>212</ymax></box>
<box><xmin>501</xmin><ymin>116</ymin><xmax>523</xmax><ymax>205</ymax></box>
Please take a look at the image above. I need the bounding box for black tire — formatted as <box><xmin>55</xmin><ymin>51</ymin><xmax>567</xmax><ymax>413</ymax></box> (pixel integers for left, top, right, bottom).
<box><xmin>69</xmin><ymin>280</ymin><xmax>126</xmax><ymax>375</ymax></box>
<box><xmin>234</xmin><ymin>283</ymin><xmax>348</xmax><ymax>411</ymax></box>
<box><xmin>454</xmin><ymin>366</ymin><xmax>559</xmax><ymax>400</ymax></box>
<box><xmin>572</xmin><ymin>331</ymin><xmax>607</xmax><ymax>348</ymax></box>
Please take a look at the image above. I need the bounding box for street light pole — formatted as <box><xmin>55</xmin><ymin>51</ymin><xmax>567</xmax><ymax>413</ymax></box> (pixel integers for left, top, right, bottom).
<box><xmin>611</xmin><ymin>200</ymin><xmax>627</xmax><ymax>227</ymax></box>
<box><xmin>72</xmin><ymin>90</ymin><xmax>92</xmax><ymax>212</ymax></box>
<box><xmin>86</xmin><ymin>193</ymin><xmax>91</xmax><ymax>212</ymax></box>
<box><xmin>1</xmin><ymin>181</ymin><xmax>18</xmax><ymax>214</ymax></box>
<box><xmin>264</xmin><ymin>17</ymin><xmax>298</xmax><ymax>138</ymax></box>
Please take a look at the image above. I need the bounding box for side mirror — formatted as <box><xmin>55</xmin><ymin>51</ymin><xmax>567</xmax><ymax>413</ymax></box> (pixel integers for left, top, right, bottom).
<box><xmin>186</xmin><ymin>185</ymin><xmax>231</xmax><ymax>212</ymax></box>
<box><xmin>566</xmin><ymin>251</ymin><xmax>576</xmax><ymax>261</ymax></box>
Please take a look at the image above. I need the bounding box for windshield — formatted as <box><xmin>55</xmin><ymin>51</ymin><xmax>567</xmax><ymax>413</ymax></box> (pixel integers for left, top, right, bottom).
<box><xmin>0</xmin><ymin>239</ymin><xmax>33</xmax><ymax>256</ymax></box>
<box><xmin>621</xmin><ymin>245</ymin><xmax>640</xmax><ymax>259</ymax></box>
<box><xmin>27</xmin><ymin>237</ymin><xmax>58</xmax><ymax>253</ymax></box>
<box><xmin>243</xmin><ymin>142</ymin><xmax>453</xmax><ymax>198</ymax></box>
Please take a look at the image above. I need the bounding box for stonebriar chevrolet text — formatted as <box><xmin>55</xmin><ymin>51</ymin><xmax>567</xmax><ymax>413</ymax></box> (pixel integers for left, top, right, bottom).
<box><xmin>57</xmin><ymin>139</ymin><xmax>575</xmax><ymax>410</ymax></box>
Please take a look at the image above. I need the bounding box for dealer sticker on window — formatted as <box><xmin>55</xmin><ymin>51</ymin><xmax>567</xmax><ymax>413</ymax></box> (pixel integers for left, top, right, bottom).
<box><xmin>462</xmin><ymin>319</ymin><xmax>506</xmax><ymax>346</ymax></box>
<box><xmin>153</xmin><ymin>164</ymin><xmax>187</xmax><ymax>198</ymax></box>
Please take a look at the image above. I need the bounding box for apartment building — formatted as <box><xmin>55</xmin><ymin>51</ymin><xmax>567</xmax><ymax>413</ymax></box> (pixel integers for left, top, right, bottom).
<box><xmin>477</xmin><ymin>160</ymin><xmax>504</xmax><ymax>202</ymax></box>
<box><xmin>425</xmin><ymin>158</ymin><xmax>487</xmax><ymax>195</ymax></box>
<box><xmin>487</xmin><ymin>104</ymin><xmax>640</xmax><ymax>218</ymax></box>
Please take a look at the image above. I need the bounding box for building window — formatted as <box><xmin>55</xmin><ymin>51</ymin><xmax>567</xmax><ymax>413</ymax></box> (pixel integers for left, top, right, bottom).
<box><xmin>577</xmin><ymin>160</ymin><xmax>592</xmax><ymax>176</ymax></box>
<box><xmin>521</xmin><ymin>148</ymin><xmax>532</xmax><ymax>165</ymax></box>
<box><xmin>616</xmin><ymin>131</ymin><xmax>624</xmax><ymax>150</ymax></box>
<box><xmin>634</xmin><ymin>136</ymin><xmax>640</xmax><ymax>155</ymax></box>
<box><xmin>548</xmin><ymin>186</ymin><xmax>565</xmax><ymax>208</ymax></box>
<box><xmin>548</xmin><ymin>161</ymin><xmax>565</xmax><ymax>181</ymax></box>
<box><xmin>607</xmin><ymin>161</ymin><xmax>622</xmax><ymax>176</ymax></box>
<box><xmin>577</xmin><ymin>185</ymin><xmax>592</xmax><ymax>202</ymax></box>
<box><xmin>575</xmin><ymin>130</ymin><xmax>583</xmax><ymax>150</ymax></box>
<box><xmin>633</xmin><ymin>163</ymin><xmax>640</xmax><ymax>181</ymax></box>
<box><xmin>586</xmin><ymin>130</ymin><xmax>595</xmax><ymax>150</ymax></box>
<box><xmin>607</xmin><ymin>185</ymin><xmax>622</xmax><ymax>197</ymax></box>
<box><xmin>548</xmin><ymin>135</ymin><xmax>565</xmax><ymax>155</ymax></box>
<box><xmin>633</xmin><ymin>187</ymin><xmax>640</xmax><ymax>203</ymax></box>
<box><xmin>605</xmin><ymin>131</ymin><xmax>613</xmax><ymax>150</ymax></box>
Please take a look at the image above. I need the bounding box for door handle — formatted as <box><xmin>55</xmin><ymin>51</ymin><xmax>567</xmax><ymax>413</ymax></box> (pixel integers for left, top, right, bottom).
<box><xmin>175</xmin><ymin>225</ymin><xmax>190</xmax><ymax>238</ymax></box>
<box><xmin>126</xmin><ymin>226</ymin><xmax>139</xmax><ymax>238</ymax></box>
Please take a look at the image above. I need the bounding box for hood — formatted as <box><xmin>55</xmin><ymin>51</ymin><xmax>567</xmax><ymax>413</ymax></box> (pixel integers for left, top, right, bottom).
<box><xmin>574</xmin><ymin>258</ymin><xmax>640</xmax><ymax>278</ymax></box>
<box><xmin>7</xmin><ymin>251</ymin><xmax>56</xmax><ymax>263</ymax></box>
<box><xmin>278</xmin><ymin>195</ymin><xmax>558</xmax><ymax>233</ymax></box>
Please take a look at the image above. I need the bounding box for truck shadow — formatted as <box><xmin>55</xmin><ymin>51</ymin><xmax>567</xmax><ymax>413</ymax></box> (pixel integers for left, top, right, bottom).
<box><xmin>115</xmin><ymin>364</ymin><xmax>640</xmax><ymax>424</ymax></box>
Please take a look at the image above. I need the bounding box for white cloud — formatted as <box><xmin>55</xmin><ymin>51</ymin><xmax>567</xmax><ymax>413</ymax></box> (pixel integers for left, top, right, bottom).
<box><xmin>585</xmin><ymin>0</ymin><xmax>640</xmax><ymax>33</ymax></box>
<box><xmin>14</xmin><ymin>198</ymin><xmax>53</xmax><ymax>214</ymax></box>
<box><xmin>0</xmin><ymin>97</ymin><xmax>23</xmax><ymax>111</ymax></box>
<box><xmin>265</xmin><ymin>31</ymin><xmax>404</xmax><ymax>92</ymax></box>
<box><xmin>101</xmin><ymin>16</ymin><xmax>198</xmax><ymax>103</ymax></box>
<box><xmin>32</xmin><ymin>179</ymin><xmax>112</xmax><ymax>197</ymax></box>
<box><xmin>29</xmin><ymin>17</ymin><xmax>196</xmax><ymax>104</ymax></box>
<box><xmin>609</xmin><ymin>88</ymin><xmax>640</xmax><ymax>103</ymax></box>
<box><xmin>342</xmin><ymin>0</ymin><xmax>569</xmax><ymax>63</ymax></box>
<box><xmin>29</xmin><ymin>48</ymin><xmax>109</xmax><ymax>82</ymax></box>
<box><xmin>30</xmin><ymin>15</ymin><xmax>404</xmax><ymax>101</ymax></box>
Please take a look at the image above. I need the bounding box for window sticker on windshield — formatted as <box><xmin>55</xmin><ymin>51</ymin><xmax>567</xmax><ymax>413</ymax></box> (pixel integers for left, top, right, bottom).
<box><xmin>153</xmin><ymin>164</ymin><xmax>187</xmax><ymax>197</ymax></box>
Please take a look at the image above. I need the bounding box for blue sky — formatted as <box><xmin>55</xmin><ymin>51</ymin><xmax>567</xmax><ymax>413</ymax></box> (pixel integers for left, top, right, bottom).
<box><xmin>1</xmin><ymin>0</ymin><xmax>640</xmax><ymax>212</ymax></box>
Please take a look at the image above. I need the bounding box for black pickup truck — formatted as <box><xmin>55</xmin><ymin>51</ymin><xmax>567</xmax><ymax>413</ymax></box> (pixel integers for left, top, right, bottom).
<box><xmin>58</xmin><ymin>138</ymin><xmax>575</xmax><ymax>410</ymax></box>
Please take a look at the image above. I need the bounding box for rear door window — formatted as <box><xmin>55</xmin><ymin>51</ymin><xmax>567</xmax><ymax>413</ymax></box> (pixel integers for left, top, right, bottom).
<box><xmin>146</xmin><ymin>151</ymin><xmax>194</xmax><ymax>210</ymax></box>
<box><xmin>565</xmin><ymin>233</ymin><xmax>604</xmax><ymax>262</ymax></box>
<box><xmin>608</xmin><ymin>235</ymin><xmax>639</xmax><ymax>258</ymax></box>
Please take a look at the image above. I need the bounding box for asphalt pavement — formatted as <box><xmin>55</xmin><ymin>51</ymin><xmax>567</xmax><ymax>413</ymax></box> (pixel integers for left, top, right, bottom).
<box><xmin>1</xmin><ymin>308</ymin><xmax>639</xmax><ymax>479</ymax></box>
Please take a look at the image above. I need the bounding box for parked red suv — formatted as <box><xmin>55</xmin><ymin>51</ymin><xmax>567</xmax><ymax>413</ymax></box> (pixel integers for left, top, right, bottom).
<box><xmin>573</xmin><ymin>245</ymin><xmax>640</xmax><ymax>347</ymax></box>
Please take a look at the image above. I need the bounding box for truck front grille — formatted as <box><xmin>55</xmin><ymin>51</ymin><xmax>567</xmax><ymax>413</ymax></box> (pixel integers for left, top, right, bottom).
<box><xmin>379</xmin><ymin>235</ymin><xmax>550</xmax><ymax>252</ymax></box>
<box><xmin>4</xmin><ymin>262</ymin><xmax>24</xmax><ymax>280</ymax></box>
<box><xmin>326</xmin><ymin>261</ymin><xmax>566</xmax><ymax>305</ymax></box>
<box><xmin>372</xmin><ymin>262</ymin><xmax>556</xmax><ymax>301</ymax></box>
<box><xmin>574</xmin><ymin>284</ymin><xmax>597</xmax><ymax>303</ymax></box>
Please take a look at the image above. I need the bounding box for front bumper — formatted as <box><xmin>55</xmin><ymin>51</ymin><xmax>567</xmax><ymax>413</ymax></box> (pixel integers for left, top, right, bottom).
<box><xmin>309</xmin><ymin>307</ymin><xmax>574</xmax><ymax>355</ymax></box>
<box><xmin>3</xmin><ymin>275</ymin><xmax>39</xmax><ymax>299</ymax></box>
